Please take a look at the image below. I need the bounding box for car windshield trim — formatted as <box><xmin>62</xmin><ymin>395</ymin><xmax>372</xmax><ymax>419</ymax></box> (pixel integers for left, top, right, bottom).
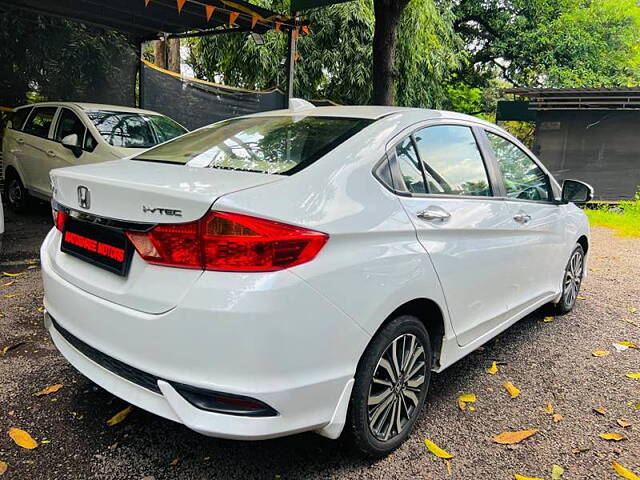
<box><xmin>131</xmin><ymin>116</ymin><xmax>374</xmax><ymax>176</ymax></box>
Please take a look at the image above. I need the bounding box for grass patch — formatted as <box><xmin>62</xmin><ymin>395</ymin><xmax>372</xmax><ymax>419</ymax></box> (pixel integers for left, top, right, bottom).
<box><xmin>585</xmin><ymin>192</ymin><xmax>640</xmax><ymax>237</ymax></box>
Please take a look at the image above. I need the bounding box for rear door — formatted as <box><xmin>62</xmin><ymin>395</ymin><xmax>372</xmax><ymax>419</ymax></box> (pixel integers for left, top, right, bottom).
<box><xmin>484</xmin><ymin>130</ymin><xmax>565</xmax><ymax>308</ymax></box>
<box><xmin>19</xmin><ymin>106</ymin><xmax>59</xmax><ymax>196</ymax></box>
<box><xmin>392</xmin><ymin>123</ymin><xmax>518</xmax><ymax>346</ymax></box>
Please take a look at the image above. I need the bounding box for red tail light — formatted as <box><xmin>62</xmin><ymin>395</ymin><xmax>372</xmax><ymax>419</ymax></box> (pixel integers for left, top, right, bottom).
<box><xmin>126</xmin><ymin>211</ymin><xmax>328</xmax><ymax>272</ymax></box>
<box><xmin>51</xmin><ymin>204</ymin><xmax>68</xmax><ymax>232</ymax></box>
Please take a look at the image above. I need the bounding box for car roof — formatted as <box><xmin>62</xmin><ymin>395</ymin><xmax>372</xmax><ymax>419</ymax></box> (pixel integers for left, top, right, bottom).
<box><xmin>14</xmin><ymin>102</ymin><xmax>162</xmax><ymax>116</ymax></box>
<box><xmin>247</xmin><ymin>105</ymin><xmax>498</xmax><ymax>129</ymax></box>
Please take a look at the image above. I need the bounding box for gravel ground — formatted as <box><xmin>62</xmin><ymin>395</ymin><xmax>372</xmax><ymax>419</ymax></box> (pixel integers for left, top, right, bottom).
<box><xmin>0</xmin><ymin>205</ymin><xmax>638</xmax><ymax>480</ymax></box>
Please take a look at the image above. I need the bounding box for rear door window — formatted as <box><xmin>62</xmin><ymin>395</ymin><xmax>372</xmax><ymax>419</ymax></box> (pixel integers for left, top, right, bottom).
<box><xmin>413</xmin><ymin>125</ymin><xmax>492</xmax><ymax>197</ymax></box>
<box><xmin>23</xmin><ymin>107</ymin><xmax>58</xmax><ymax>139</ymax></box>
<box><xmin>133</xmin><ymin>116</ymin><xmax>373</xmax><ymax>175</ymax></box>
<box><xmin>10</xmin><ymin>107</ymin><xmax>33</xmax><ymax>131</ymax></box>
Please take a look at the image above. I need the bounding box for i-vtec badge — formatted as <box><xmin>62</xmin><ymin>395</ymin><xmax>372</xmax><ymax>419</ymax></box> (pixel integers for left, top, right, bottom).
<box><xmin>142</xmin><ymin>206</ymin><xmax>183</xmax><ymax>217</ymax></box>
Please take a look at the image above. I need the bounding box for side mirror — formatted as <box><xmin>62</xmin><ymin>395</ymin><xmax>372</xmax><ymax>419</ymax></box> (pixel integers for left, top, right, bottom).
<box><xmin>561</xmin><ymin>179</ymin><xmax>593</xmax><ymax>205</ymax></box>
<box><xmin>61</xmin><ymin>134</ymin><xmax>82</xmax><ymax>158</ymax></box>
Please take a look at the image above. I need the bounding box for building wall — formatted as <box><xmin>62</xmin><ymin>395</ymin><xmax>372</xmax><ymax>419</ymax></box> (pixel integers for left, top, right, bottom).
<box><xmin>532</xmin><ymin>111</ymin><xmax>640</xmax><ymax>201</ymax></box>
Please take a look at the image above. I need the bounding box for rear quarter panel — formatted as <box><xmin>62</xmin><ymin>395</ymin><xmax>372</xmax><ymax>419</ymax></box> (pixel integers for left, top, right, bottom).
<box><xmin>212</xmin><ymin>116</ymin><xmax>454</xmax><ymax>342</ymax></box>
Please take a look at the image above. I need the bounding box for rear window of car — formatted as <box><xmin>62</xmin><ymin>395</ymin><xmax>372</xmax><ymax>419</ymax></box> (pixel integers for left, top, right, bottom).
<box><xmin>132</xmin><ymin>116</ymin><xmax>373</xmax><ymax>175</ymax></box>
<box><xmin>9</xmin><ymin>107</ymin><xmax>33</xmax><ymax>131</ymax></box>
<box><xmin>86</xmin><ymin>110</ymin><xmax>187</xmax><ymax>148</ymax></box>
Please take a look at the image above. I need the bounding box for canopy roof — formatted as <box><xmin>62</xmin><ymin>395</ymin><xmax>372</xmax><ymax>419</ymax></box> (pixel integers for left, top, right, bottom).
<box><xmin>0</xmin><ymin>0</ymin><xmax>295</xmax><ymax>39</ymax></box>
<box><xmin>505</xmin><ymin>87</ymin><xmax>640</xmax><ymax>111</ymax></box>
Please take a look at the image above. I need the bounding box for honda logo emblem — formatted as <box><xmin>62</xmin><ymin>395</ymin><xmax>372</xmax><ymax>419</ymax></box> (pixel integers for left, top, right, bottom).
<box><xmin>77</xmin><ymin>186</ymin><xmax>90</xmax><ymax>209</ymax></box>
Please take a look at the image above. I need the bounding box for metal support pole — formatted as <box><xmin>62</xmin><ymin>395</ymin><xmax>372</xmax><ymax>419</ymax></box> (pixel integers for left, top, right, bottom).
<box><xmin>285</xmin><ymin>13</ymin><xmax>298</xmax><ymax>108</ymax></box>
<box><xmin>138</xmin><ymin>40</ymin><xmax>145</xmax><ymax>108</ymax></box>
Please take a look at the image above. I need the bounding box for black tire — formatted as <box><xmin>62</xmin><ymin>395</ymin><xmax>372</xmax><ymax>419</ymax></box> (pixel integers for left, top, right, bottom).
<box><xmin>347</xmin><ymin>315</ymin><xmax>432</xmax><ymax>457</ymax></box>
<box><xmin>553</xmin><ymin>244</ymin><xmax>585</xmax><ymax>315</ymax></box>
<box><xmin>4</xmin><ymin>170</ymin><xmax>30</xmax><ymax>213</ymax></box>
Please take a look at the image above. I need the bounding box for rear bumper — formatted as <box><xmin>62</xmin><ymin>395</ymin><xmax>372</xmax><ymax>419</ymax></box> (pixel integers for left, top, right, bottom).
<box><xmin>41</xmin><ymin>231</ymin><xmax>368</xmax><ymax>440</ymax></box>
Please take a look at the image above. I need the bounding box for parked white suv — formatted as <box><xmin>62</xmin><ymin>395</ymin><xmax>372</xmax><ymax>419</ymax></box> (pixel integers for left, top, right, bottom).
<box><xmin>41</xmin><ymin>106</ymin><xmax>592</xmax><ymax>456</ymax></box>
<box><xmin>3</xmin><ymin>102</ymin><xmax>187</xmax><ymax>212</ymax></box>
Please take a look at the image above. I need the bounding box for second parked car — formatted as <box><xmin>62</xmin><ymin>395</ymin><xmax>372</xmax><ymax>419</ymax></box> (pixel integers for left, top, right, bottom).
<box><xmin>2</xmin><ymin>102</ymin><xmax>187</xmax><ymax>212</ymax></box>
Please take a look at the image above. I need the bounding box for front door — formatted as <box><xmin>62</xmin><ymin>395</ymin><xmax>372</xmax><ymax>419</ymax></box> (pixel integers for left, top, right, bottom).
<box><xmin>393</xmin><ymin>124</ymin><xmax>519</xmax><ymax>346</ymax></box>
<box><xmin>485</xmin><ymin>131</ymin><xmax>565</xmax><ymax>309</ymax></box>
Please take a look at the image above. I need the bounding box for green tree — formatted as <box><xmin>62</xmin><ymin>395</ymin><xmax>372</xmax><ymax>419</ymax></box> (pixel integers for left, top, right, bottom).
<box><xmin>0</xmin><ymin>8</ymin><xmax>138</xmax><ymax>108</ymax></box>
<box><xmin>187</xmin><ymin>0</ymin><xmax>463</xmax><ymax>107</ymax></box>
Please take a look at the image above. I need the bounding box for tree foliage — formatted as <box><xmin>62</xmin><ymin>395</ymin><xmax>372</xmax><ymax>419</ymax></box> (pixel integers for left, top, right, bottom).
<box><xmin>0</xmin><ymin>8</ymin><xmax>137</xmax><ymax>108</ymax></box>
<box><xmin>187</xmin><ymin>0</ymin><xmax>463</xmax><ymax>107</ymax></box>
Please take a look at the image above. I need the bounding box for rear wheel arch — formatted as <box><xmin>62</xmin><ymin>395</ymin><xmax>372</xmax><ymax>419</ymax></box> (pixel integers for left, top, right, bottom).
<box><xmin>366</xmin><ymin>298</ymin><xmax>446</xmax><ymax>371</ymax></box>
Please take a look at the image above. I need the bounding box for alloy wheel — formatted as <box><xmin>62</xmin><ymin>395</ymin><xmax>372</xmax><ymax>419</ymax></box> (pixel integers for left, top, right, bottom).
<box><xmin>563</xmin><ymin>249</ymin><xmax>584</xmax><ymax>308</ymax></box>
<box><xmin>8</xmin><ymin>178</ymin><xmax>23</xmax><ymax>207</ymax></box>
<box><xmin>367</xmin><ymin>333</ymin><xmax>427</xmax><ymax>441</ymax></box>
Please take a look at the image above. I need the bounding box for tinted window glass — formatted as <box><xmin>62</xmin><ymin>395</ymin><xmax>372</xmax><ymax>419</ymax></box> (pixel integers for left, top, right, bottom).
<box><xmin>487</xmin><ymin>132</ymin><xmax>550</xmax><ymax>201</ymax></box>
<box><xmin>395</xmin><ymin>137</ymin><xmax>426</xmax><ymax>193</ymax></box>
<box><xmin>84</xmin><ymin>131</ymin><xmax>97</xmax><ymax>152</ymax></box>
<box><xmin>10</xmin><ymin>107</ymin><xmax>33</xmax><ymax>131</ymax></box>
<box><xmin>414</xmin><ymin>125</ymin><xmax>491</xmax><ymax>196</ymax></box>
<box><xmin>55</xmin><ymin>109</ymin><xmax>85</xmax><ymax>146</ymax></box>
<box><xmin>23</xmin><ymin>107</ymin><xmax>57</xmax><ymax>138</ymax></box>
<box><xmin>133</xmin><ymin>116</ymin><xmax>372</xmax><ymax>175</ymax></box>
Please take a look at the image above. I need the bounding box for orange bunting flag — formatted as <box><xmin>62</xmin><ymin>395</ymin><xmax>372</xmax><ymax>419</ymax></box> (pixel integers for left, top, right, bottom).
<box><xmin>275</xmin><ymin>22</ymin><xmax>282</xmax><ymax>32</ymax></box>
<box><xmin>229</xmin><ymin>11</ymin><xmax>240</xmax><ymax>25</ymax></box>
<box><xmin>205</xmin><ymin>5</ymin><xmax>215</xmax><ymax>21</ymax></box>
<box><xmin>144</xmin><ymin>0</ymin><xmax>151</xmax><ymax>6</ymax></box>
<box><xmin>294</xmin><ymin>53</ymin><xmax>301</xmax><ymax>62</ymax></box>
<box><xmin>176</xmin><ymin>0</ymin><xmax>186</xmax><ymax>13</ymax></box>
<box><xmin>301</xmin><ymin>25</ymin><xmax>310</xmax><ymax>35</ymax></box>
<box><xmin>251</xmin><ymin>15</ymin><xmax>258</xmax><ymax>29</ymax></box>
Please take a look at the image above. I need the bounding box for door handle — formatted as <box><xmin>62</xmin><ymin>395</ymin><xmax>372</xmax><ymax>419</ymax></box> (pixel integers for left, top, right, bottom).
<box><xmin>46</xmin><ymin>150</ymin><xmax>57</xmax><ymax>158</ymax></box>
<box><xmin>417</xmin><ymin>208</ymin><xmax>451</xmax><ymax>222</ymax></box>
<box><xmin>513</xmin><ymin>212</ymin><xmax>532</xmax><ymax>224</ymax></box>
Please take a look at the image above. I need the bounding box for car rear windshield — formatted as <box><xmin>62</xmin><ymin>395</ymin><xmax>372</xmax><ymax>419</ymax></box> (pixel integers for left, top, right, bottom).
<box><xmin>132</xmin><ymin>116</ymin><xmax>373</xmax><ymax>175</ymax></box>
<box><xmin>86</xmin><ymin>110</ymin><xmax>187</xmax><ymax>148</ymax></box>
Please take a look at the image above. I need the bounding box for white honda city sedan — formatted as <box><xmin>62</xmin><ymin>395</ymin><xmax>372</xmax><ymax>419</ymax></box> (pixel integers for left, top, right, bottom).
<box><xmin>41</xmin><ymin>106</ymin><xmax>592</xmax><ymax>456</ymax></box>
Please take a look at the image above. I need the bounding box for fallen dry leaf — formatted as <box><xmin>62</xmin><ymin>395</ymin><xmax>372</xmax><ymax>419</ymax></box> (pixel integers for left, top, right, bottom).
<box><xmin>593</xmin><ymin>407</ymin><xmax>607</xmax><ymax>415</ymax></box>
<box><xmin>106</xmin><ymin>406</ymin><xmax>133</xmax><ymax>426</ymax></box>
<box><xmin>630</xmin><ymin>307</ymin><xmax>638</xmax><ymax>314</ymax></box>
<box><xmin>625</xmin><ymin>372</ymin><xmax>640</xmax><ymax>379</ymax></box>
<box><xmin>487</xmin><ymin>361</ymin><xmax>498</xmax><ymax>375</ymax></box>
<box><xmin>3</xmin><ymin>294</ymin><xmax>19</xmax><ymax>299</ymax></box>
<box><xmin>514</xmin><ymin>474</ymin><xmax>545</xmax><ymax>480</ymax></box>
<box><xmin>544</xmin><ymin>403</ymin><xmax>554</xmax><ymax>414</ymax></box>
<box><xmin>617</xmin><ymin>341</ymin><xmax>638</xmax><ymax>349</ymax></box>
<box><xmin>2</xmin><ymin>281</ymin><xmax>15</xmax><ymax>287</ymax></box>
<box><xmin>599</xmin><ymin>433</ymin><xmax>626</xmax><ymax>441</ymax></box>
<box><xmin>577</xmin><ymin>295</ymin><xmax>587</xmax><ymax>300</ymax></box>
<box><xmin>1</xmin><ymin>342</ymin><xmax>26</xmax><ymax>356</ymax></box>
<box><xmin>551</xmin><ymin>464</ymin><xmax>565</xmax><ymax>480</ymax></box>
<box><xmin>592</xmin><ymin>350</ymin><xmax>610</xmax><ymax>357</ymax></box>
<box><xmin>572</xmin><ymin>446</ymin><xmax>591</xmax><ymax>454</ymax></box>
<box><xmin>445</xmin><ymin>459</ymin><xmax>453</xmax><ymax>475</ymax></box>
<box><xmin>36</xmin><ymin>306</ymin><xmax>45</xmax><ymax>313</ymax></box>
<box><xmin>503</xmin><ymin>382</ymin><xmax>521</xmax><ymax>398</ymax></box>
<box><xmin>543</xmin><ymin>316</ymin><xmax>555</xmax><ymax>323</ymax></box>
<box><xmin>169</xmin><ymin>458</ymin><xmax>180</xmax><ymax>466</ymax></box>
<box><xmin>0</xmin><ymin>461</ymin><xmax>6</xmax><ymax>475</ymax></box>
<box><xmin>424</xmin><ymin>438</ymin><xmax>453</xmax><ymax>459</ymax></box>
<box><xmin>34</xmin><ymin>384</ymin><xmax>63</xmax><ymax>396</ymax></box>
<box><xmin>8</xmin><ymin>428</ymin><xmax>38</xmax><ymax>449</ymax></box>
<box><xmin>553</xmin><ymin>413</ymin><xmax>563</xmax><ymax>423</ymax></box>
<box><xmin>2</xmin><ymin>272</ymin><xmax>23</xmax><ymax>278</ymax></box>
<box><xmin>458</xmin><ymin>393</ymin><xmax>477</xmax><ymax>410</ymax></box>
<box><xmin>494</xmin><ymin>429</ymin><xmax>538</xmax><ymax>445</ymax></box>
<box><xmin>617</xmin><ymin>419</ymin><xmax>632</xmax><ymax>428</ymax></box>
<box><xmin>612</xmin><ymin>461</ymin><xmax>640</xmax><ymax>480</ymax></box>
